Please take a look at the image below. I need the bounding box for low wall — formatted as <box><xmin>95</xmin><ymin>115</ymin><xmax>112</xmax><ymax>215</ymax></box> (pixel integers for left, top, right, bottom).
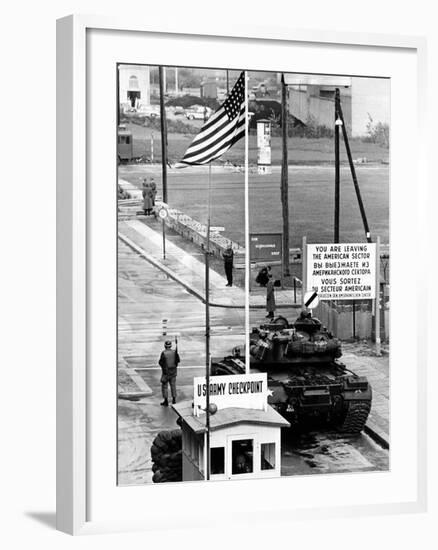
<box><xmin>156</xmin><ymin>201</ymin><xmax>246</xmax><ymax>268</ymax></box>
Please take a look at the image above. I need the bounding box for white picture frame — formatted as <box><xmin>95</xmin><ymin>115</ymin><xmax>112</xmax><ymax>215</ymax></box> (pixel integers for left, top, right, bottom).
<box><xmin>56</xmin><ymin>15</ymin><xmax>428</xmax><ymax>535</ymax></box>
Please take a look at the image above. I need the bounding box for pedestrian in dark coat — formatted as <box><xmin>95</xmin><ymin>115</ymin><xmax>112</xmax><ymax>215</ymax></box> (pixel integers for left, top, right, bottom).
<box><xmin>150</xmin><ymin>178</ymin><xmax>157</xmax><ymax>206</ymax></box>
<box><xmin>266</xmin><ymin>274</ymin><xmax>276</xmax><ymax>318</ymax></box>
<box><xmin>256</xmin><ymin>265</ymin><xmax>271</xmax><ymax>287</ymax></box>
<box><xmin>222</xmin><ymin>245</ymin><xmax>234</xmax><ymax>287</ymax></box>
<box><xmin>158</xmin><ymin>340</ymin><xmax>180</xmax><ymax>406</ymax></box>
<box><xmin>142</xmin><ymin>185</ymin><xmax>154</xmax><ymax>215</ymax></box>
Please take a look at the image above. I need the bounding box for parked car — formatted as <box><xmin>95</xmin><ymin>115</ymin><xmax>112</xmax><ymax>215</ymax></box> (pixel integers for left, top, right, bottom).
<box><xmin>186</xmin><ymin>105</ymin><xmax>212</xmax><ymax>120</ymax></box>
<box><xmin>137</xmin><ymin>105</ymin><xmax>160</xmax><ymax>118</ymax></box>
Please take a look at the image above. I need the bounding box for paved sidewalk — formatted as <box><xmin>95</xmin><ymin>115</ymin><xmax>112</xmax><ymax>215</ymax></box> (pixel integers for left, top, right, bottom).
<box><xmin>118</xmin><ymin>215</ymin><xmax>301</xmax><ymax>310</ymax></box>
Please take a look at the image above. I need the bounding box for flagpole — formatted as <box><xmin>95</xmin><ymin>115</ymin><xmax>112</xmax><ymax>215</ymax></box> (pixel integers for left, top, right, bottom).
<box><xmin>176</xmin><ymin>74</ymin><xmax>246</xmax><ymax>479</ymax></box>
<box><xmin>205</xmin><ymin>162</ymin><xmax>212</xmax><ymax>480</ymax></box>
<box><xmin>244</xmin><ymin>71</ymin><xmax>250</xmax><ymax>375</ymax></box>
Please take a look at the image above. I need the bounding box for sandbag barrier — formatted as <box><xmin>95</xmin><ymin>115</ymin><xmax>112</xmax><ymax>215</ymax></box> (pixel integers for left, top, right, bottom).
<box><xmin>150</xmin><ymin>429</ymin><xmax>183</xmax><ymax>483</ymax></box>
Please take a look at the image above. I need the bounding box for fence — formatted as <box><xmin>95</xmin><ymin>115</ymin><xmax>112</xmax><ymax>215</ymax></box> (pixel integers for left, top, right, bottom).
<box><xmin>313</xmin><ymin>284</ymin><xmax>389</xmax><ymax>342</ymax></box>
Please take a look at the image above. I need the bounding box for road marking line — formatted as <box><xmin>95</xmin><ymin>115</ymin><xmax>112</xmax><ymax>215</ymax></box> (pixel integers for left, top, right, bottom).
<box><xmin>125</xmin><ymin>368</ymin><xmax>153</xmax><ymax>394</ymax></box>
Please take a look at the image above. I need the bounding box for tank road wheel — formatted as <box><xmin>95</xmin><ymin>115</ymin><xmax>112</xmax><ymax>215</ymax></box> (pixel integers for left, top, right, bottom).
<box><xmin>339</xmin><ymin>401</ymin><xmax>371</xmax><ymax>434</ymax></box>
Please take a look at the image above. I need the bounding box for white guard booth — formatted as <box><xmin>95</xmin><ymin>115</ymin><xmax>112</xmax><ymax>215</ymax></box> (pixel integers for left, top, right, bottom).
<box><xmin>172</xmin><ymin>373</ymin><xmax>290</xmax><ymax>482</ymax></box>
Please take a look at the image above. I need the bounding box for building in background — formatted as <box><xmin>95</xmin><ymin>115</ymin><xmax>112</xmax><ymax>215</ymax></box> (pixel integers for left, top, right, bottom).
<box><xmin>201</xmin><ymin>79</ymin><xmax>218</xmax><ymax>99</ymax></box>
<box><xmin>288</xmin><ymin>84</ymin><xmax>352</xmax><ymax>132</ymax></box>
<box><xmin>287</xmin><ymin>77</ymin><xmax>390</xmax><ymax>136</ymax></box>
<box><xmin>119</xmin><ymin>65</ymin><xmax>151</xmax><ymax>111</ymax></box>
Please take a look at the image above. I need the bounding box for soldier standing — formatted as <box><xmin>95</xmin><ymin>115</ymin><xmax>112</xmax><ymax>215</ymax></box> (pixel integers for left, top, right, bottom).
<box><xmin>158</xmin><ymin>340</ymin><xmax>180</xmax><ymax>406</ymax></box>
<box><xmin>222</xmin><ymin>245</ymin><xmax>234</xmax><ymax>287</ymax></box>
<box><xmin>142</xmin><ymin>181</ymin><xmax>154</xmax><ymax>216</ymax></box>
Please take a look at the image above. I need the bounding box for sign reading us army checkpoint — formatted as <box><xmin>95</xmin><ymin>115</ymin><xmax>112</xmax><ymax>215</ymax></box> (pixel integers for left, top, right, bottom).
<box><xmin>193</xmin><ymin>373</ymin><xmax>268</xmax><ymax>415</ymax></box>
<box><xmin>307</xmin><ymin>243</ymin><xmax>376</xmax><ymax>300</ymax></box>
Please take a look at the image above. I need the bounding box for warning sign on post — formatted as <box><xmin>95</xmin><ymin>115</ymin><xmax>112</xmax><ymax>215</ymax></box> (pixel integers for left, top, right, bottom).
<box><xmin>306</xmin><ymin>243</ymin><xmax>376</xmax><ymax>300</ymax></box>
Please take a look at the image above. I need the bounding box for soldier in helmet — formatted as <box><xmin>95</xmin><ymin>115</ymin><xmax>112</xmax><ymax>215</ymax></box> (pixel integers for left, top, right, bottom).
<box><xmin>158</xmin><ymin>340</ymin><xmax>180</xmax><ymax>406</ymax></box>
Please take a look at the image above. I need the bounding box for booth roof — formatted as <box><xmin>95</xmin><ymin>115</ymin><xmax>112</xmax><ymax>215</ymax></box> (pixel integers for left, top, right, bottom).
<box><xmin>172</xmin><ymin>400</ymin><xmax>290</xmax><ymax>435</ymax></box>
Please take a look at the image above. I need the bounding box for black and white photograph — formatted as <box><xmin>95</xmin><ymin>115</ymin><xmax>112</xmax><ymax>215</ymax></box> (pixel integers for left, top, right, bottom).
<box><xmin>117</xmin><ymin>64</ymin><xmax>390</xmax><ymax>485</ymax></box>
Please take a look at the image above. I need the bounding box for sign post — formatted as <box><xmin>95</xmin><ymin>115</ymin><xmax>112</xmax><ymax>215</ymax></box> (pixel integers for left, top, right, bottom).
<box><xmin>158</xmin><ymin>206</ymin><xmax>168</xmax><ymax>259</ymax></box>
<box><xmin>302</xmin><ymin>236</ymin><xmax>307</xmax><ymax>307</ymax></box>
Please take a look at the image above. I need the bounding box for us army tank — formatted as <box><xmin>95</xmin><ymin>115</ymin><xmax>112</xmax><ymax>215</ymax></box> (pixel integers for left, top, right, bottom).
<box><xmin>211</xmin><ymin>311</ymin><xmax>372</xmax><ymax>434</ymax></box>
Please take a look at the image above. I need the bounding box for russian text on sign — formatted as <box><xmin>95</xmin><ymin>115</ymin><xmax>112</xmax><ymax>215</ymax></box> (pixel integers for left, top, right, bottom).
<box><xmin>306</xmin><ymin>243</ymin><xmax>376</xmax><ymax>300</ymax></box>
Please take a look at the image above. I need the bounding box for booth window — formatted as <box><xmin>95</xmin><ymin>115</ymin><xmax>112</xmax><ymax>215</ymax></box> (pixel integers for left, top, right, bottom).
<box><xmin>261</xmin><ymin>443</ymin><xmax>276</xmax><ymax>470</ymax></box>
<box><xmin>210</xmin><ymin>447</ymin><xmax>225</xmax><ymax>475</ymax></box>
<box><xmin>232</xmin><ymin>439</ymin><xmax>253</xmax><ymax>474</ymax></box>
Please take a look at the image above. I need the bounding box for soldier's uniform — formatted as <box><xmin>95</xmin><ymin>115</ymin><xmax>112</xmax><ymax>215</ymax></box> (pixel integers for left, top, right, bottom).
<box><xmin>158</xmin><ymin>341</ymin><xmax>180</xmax><ymax>406</ymax></box>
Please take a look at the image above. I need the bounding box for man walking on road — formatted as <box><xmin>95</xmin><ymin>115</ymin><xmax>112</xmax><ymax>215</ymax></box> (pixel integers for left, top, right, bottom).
<box><xmin>222</xmin><ymin>245</ymin><xmax>234</xmax><ymax>287</ymax></box>
<box><xmin>158</xmin><ymin>340</ymin><xmax>180</xmax><ymax>406</ymax></box>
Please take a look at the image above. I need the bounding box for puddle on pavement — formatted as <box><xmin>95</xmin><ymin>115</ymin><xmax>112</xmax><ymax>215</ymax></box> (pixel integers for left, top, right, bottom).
<box><xmin>284</xmin><ymin>431</ymin><xmax>374</xmax><ymax>472</ymax></box>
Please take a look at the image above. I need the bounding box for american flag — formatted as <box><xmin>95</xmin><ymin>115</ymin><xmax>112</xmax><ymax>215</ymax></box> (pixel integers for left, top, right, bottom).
<box><xmin>179</xmin><ymin>72</ymin><xmax>246</xmax><ymax>165</ymax></box>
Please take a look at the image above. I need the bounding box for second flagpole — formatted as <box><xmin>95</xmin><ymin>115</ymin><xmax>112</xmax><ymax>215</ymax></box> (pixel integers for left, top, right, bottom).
<box><xmin>205</xmin><ymin>162</ymin><xmax>212</xmax><ymax>480</ymax></box>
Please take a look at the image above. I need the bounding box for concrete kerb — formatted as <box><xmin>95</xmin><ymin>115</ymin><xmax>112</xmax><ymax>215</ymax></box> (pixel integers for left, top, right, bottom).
<box><xmin>119</xmin><ymin>231</ymin><xmax>208</xmax><ymax>302</ymax></box>
<box><xmin>364</xmin><ymin>423</ymin><xmax>390</xmax><ymax>450</ymax></box>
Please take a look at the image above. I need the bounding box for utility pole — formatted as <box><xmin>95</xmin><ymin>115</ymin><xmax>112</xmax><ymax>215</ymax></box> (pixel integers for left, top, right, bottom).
<box><xmin>159</xmin><ymin>66</ymin><xmax>168</xmax><ymax>203</ymax></box>
<box><xmin>338</xmin><ymin>99</ymin><xmax>372</xmax><ymax>243</ymax></box>
<box><xmin>175</xmin><ymin>67</ymin><xmax>178</xmax><ymax>93</ymax></box>
<box><xmin>280</xmin><ymin>74</ymin><xmax>290</xmax><ymax>277</ymax></box>
<box><xmin>334</xmin><ymin>88</ymin><xmax>341</xmax><ymax>243</ymax></box>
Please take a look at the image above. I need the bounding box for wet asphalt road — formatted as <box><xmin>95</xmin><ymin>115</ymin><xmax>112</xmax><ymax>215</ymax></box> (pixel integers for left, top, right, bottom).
<box><xmin>118</xmin><ymin>241</ymin><xmax>388</xmax><ymax>486</ymax></box>
<box><xmin>118</xmin><ymin>239</ymin><xmax>245</xmax><ymax>484</ymax></box>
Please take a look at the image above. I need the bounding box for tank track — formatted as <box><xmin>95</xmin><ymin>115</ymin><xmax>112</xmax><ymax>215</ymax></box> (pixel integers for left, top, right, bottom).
<box><xmin>339</xmin><ymin>400</ymin><xmax>371</xmax><ymax>434</ymax></box>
